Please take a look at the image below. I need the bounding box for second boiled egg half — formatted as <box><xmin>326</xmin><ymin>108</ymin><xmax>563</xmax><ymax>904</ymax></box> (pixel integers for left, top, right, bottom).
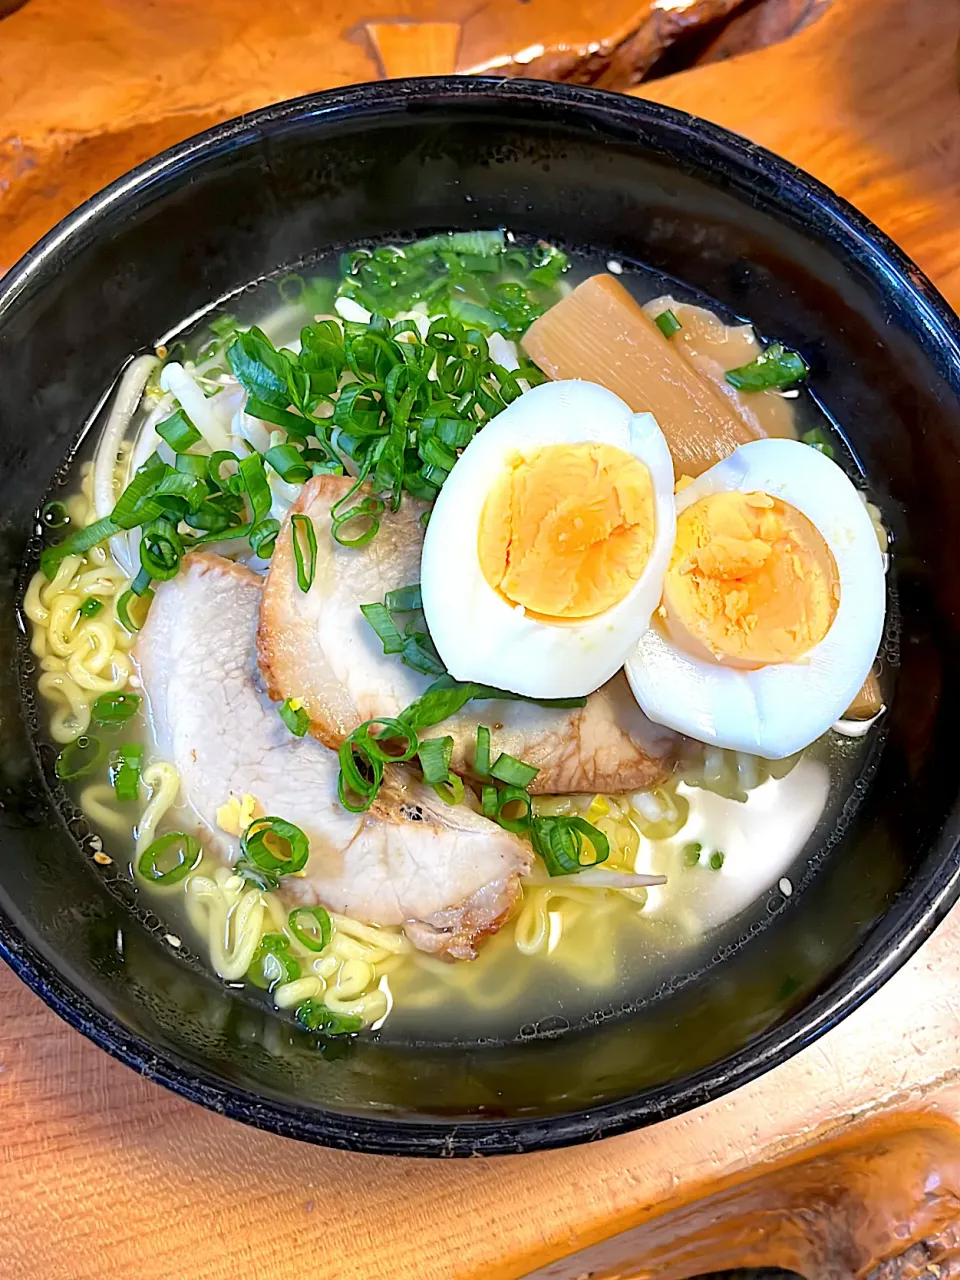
<box><xmin>421</xmin><ymin>379</ymin><xmax>676</xmax><ymax>698</ymax></box>
<box><xmin>624</xmin><ymin>438</ymin><xmax>886</xmax><ymax>759</ymax></box>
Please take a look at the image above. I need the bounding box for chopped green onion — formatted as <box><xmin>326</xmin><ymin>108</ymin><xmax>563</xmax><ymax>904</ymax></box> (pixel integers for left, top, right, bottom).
<box><xmin>238</xmin><ymin>452</ymin><xmax>272</xmax><ymax>523</ymax></box>
<box><xmin>139</xmin><ymin>518</ymin><xmax>183</xmax><ymax>581</ymax></box>
<box><xmin>227</xmin><ymin>328</ymin><xmax>293</xmax><ymax>408</ymax></box>
<box><xmin>54</xmin><ymin>734</ymin><xmax>106</xmax><ymax>781</ymax></box>
<box><xmin>240</xmin><ymin>816</ymin><xmax>309</xmax><ymax>876</ymax></box>
<box><xmin>91</xmin><ymin>691</ymin><xmax>141</xmax><ymax>727</ymax></box>
<box><xmin>531</xmin><ymin>815</ymin><xmax>609</xmax><ymax>876</ymax></box>
<box><xmin>384</xmin><ymin>583</ymin><xmax>422</xmax><ymax>612</ymax></box>
<box><xmin>184</xmin><ymin>499</ymin><xmax>240</xmax><ymax>534</ymax></box>
<box><xmin>709</xmin><ymin>849</ymin><xmax>725</xmax><ymax>870</ymax></box>
<box><xmin>291</xmin><ymin>513</ymin><xmax>318</xmax><ymax>591</ymax></box>
<box><xmin>417</xmin><ymin>736</ymin><xmax>453</xmax><ymax>785</ymax></box>
<box><xmin>654</xmin><ymin>309</ymin><xmax>683</xmax><ymax>338</ymax></box>
<box><xmin>153</xmin><ymin>469</ymin><xmax>207</xmax><ymax>512</ymax></box>
<box><xmin>481</xmin><ymin>784</ymin><xmax>497</xmax><ymax>819</ymax></box>
<box><xmin>397</xmin><ymin>674</ymin><xmax>586</xmax><ymax>737</ymax></box>
<box><xmin>144</xmin><ymin>234</ymin><xmax>564</xmax><ymax>562</ymax></box>
<box><xmin>130</xmin><ymin>566</ymin><xmax>152</xmax><ymax>597</ymax></box>
<box><xmin>409</xmin><ymin>229</ymin><xmax>506</xmax><ymax>258</ymax></box>
<box><xmin>295</xmin><ymin>999</ymin><xmax>362</xmax><ymax>1036</ymax></box>
<box><xmin>247</xmin><ymin>933</ymin><xmax>300</xmax><ymax>990</ymax></box>
<box><xmin>351</xmin><ymin>718</ymin><xmax>418</xmax><ymax>764</ymax></box>
<box><xmin>434</xmin><ymin>416</ymin><xmax>475</xmax><ymax>449</ymax></box>
<box><xmin>175</xmin><ymin>453</ymin><xmax>211</xmax><ymax>479</ymax></box>
<box><xmin>278</xmin><ymin>697</ymin><xmax>311</xmax><ymax>737</ymax></box>
<box><xmin>210</xmin><ymin>314</ymin><xmax>239</xmax><ymax>338</ymax></box>
<box><xmin>338</xmin><ymin>739</ymin><xmax>383</xmax><ymax>813</ymax></box>
<box><xmin>288</xmin><ymin>905</ymin><xmax>332</xmax><ymax>953</ymax></box>
<box><xmin>110</xmin><ymin>456</ymin><xmax>166</xmax><ymax>528</ymax></box>
<box><xmin>265</xmin><ymin>443</ymin><xmax>311</xmax><ymax>484</ymax></box>
<box><xmin>490</xmin><ymin>752</ymin><xmax>539</xmax><ymax>788</ymax></box>
<box><xmin>208</xmin><ymin>450</ymin><xmax>241</xmax><ymax>494</ymax></box>
<box><xmin>79</xmin><ymin>598</ymin><xmax>103</xmax><ymax>618</ymax></box>
<box><xmin>337</xmin><ymin>718</ymin><xmax>418</xmax><ymax>811</ymax></box>
<box><xmin>682</xmin><ymin>841</ymin><xmax>702</xmax><ymax>867</ymax></box>
<box><xmin>41</xmin><ymin>515</ymin><xmax>120</xmax><ymax>580</ymax></box>
<box><xmin>110</xmin><ymin>743</ymin><xmax>143</xmax><ymax>802</ymax></box>
<box><xmin>117</xmin><ymin>585</ymin><xmax>154</xmax><ymax>633</ymax></box>
<box><xmin>475</xmin><ymin>726</ymin><xmax>491</xmax><ymax>777</ymax></box>
<box><xmin>725</xmin><ymin>342</ymin><xmax>808</xmax><ymax>392</ymax></box>
<box><xmin>156</xmin><ymin>409</ymin><xmax>202</xmax><ymax>453</ymax></box>
<box><xmin>802</xmin><ymin>427</ymin><xmax>835</xmax><ymax>459</ymax></box>
<box><xmin>419</xmin><ymin>435</ymin><xmax>458</xmax><ymax>473</ymax></box>
<box><xmin>360</xmin><ymin>602</ymin><xmax>404</xmax><ymax>654</ymax></box>
<box><xmin>398</xmin><ymin>631</ymin><xmax>445</xmax><ymax>676</ymax></box>
<box><xmin>528</xmin><ymin>243</ymin><xmax>569</xmax><ymax>287</ymax></box>
<box><xmin>249</xmin><ymin>398</ymin><xmax>312</xmax><ymax>436</ymax></box>
<box><xmin>494</xmin><ymin>785</ymin><xmax>533</xmax><ymax>834</ymax></box>
<box><xmin>250</xmin><ymin>518</ymin><xmax>280</xmax><ymax>559</ymax></box>
<box><xmin>41</xmin><ymin>500</ymin><xmax>70</xmax><ymax>530</ymax></box>
<box><xmin>396</xmin><ymin>676</ymin><xmax>477</xmax><ymax>734</ymax></box>
<box><xmin>137</xmin><ymin>832</ymin><xmax>202</xmax><ymax>884</ymax></box>
<box><xmin>331</xmin><ymin>497</ymin><xmax>384</xmax><ymax>548</ymax></box>
<box><xmin>433</xmin><ymin>773</ymin><xmax>465</xmax><ymax>806</ymax></box>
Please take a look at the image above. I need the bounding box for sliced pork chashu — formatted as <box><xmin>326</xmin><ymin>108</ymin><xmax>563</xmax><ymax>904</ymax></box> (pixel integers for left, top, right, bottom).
<box><xmin>134</xmin><ymin>553</ymin><xmax>531</xmax><ymax>959</ymax></box>
<box><xmin>258</xmin><ymin>476</ymin><xmax>675</xmax><ymax>794</ymax></box>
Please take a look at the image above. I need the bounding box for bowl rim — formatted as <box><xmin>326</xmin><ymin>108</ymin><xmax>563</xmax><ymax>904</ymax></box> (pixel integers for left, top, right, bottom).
<box><xmin>3</xmin><ymin>75</ymin><xmax>960</xmax><ymax>1158</ymax></box>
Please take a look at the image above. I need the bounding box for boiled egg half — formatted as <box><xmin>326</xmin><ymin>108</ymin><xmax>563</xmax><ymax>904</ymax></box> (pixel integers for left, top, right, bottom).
<box><xmin>421</xmin><ymin>379</ymin><xmax>676</xmax><ymax>698</ymax></box>
<box><xmin>625</xmin><ymin>438</ymin><xmax>885</xmax><ymax>758</ymax></box>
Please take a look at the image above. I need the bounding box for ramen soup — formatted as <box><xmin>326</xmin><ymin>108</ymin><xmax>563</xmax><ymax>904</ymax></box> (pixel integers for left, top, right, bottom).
<box><xmin>24</xmin><ymin>233</ymin><xmax>890</xmax><ymax>1041</ymax></box>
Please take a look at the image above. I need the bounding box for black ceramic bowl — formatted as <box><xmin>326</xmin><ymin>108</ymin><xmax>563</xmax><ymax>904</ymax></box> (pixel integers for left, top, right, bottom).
<box><xmin>2</xmin><ymin>78</ymin><xmax>960</xmax><ymax>1157</ymax></box>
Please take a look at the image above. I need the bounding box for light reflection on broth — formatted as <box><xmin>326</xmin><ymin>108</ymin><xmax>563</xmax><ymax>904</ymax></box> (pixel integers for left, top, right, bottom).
<box><xmin>23</xmin><ymin>236</ymin><xmax>883</xmax><ymax>1045</ymax></box>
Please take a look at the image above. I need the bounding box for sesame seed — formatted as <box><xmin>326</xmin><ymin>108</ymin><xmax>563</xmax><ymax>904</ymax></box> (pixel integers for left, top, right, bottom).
<box><xmin>779</xmin><ymin>877</ymin><xmax>793</xmax><ymax>897</ymax></box>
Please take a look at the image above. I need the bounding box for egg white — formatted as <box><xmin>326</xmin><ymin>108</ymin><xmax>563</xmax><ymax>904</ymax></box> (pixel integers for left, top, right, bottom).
<box><xmin>421</xmin><ymin>379</ymin><xmax>676</xmax><ymax>699</ymax></box>
<box><xmin>624</xmin><ymin>438</ymin><xmax>886</xmax><ymax>758</ymax></box>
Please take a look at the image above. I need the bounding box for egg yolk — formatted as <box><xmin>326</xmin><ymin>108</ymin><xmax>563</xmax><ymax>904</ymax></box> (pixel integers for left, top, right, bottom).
<box><xmin>477</xmin><ymin>442</ymin><xmax>656</xmax><ymax>620</ymax></box>
<box><xmin>662</xmin><ymin>489</ymin><xmax>839</xmax><ymax>668</ymax></box>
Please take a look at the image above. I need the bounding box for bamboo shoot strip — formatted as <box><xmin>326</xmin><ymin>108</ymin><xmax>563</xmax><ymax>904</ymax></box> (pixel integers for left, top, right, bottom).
<box><xmin>521</xmin><ymin>274</ymin><xmax>759</xmax><ymax>477</ymax></box>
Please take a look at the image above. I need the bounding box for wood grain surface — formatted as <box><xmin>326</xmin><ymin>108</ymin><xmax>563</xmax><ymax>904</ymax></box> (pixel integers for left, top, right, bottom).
<box><xmin>2</xmin><ymin>0</ymin><xmax>960</xmax><ymax>1277</ymax></box>
<box><xmin>0</xmin><ymin>0</ymin><xmax>750</xmax><ymax>270</ymax></box>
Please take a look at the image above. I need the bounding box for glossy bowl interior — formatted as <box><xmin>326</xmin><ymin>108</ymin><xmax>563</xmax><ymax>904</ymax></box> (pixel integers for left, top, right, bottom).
<box><xmin>2</xmin><ymin>79</ymin><xmax>960</xmax><ymax>1156</ymax></box>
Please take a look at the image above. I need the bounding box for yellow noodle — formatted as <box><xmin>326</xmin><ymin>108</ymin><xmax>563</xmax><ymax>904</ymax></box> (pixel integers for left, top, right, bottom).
<box><xmin>36</xmin><ymin>669</ymin><xmax>92</xmax><ymax>743</ymax></box>
<box><xmin>135</xmin><ymin>762</ymin><xmax>181</xmax><ymax>854</ymax></box>
<box><xmin>329</xmin><ymin>912</ymin><xmax>410</xmax><ymax>955</ymax></box>
<box><xmin>273</xmin><ymin>976</ymin><xmax>324</xmax><ymax>1009</ymax></box>
<box><xmin>174</xmin><ymin>847</ymin><xmax>395</xmax><ymax>1025</ymax></box>
<box><xmin>26</xmin><ymin>473</ymin><xmax>133</xmax><ymax>743</ymax></box>
<box><xmin>78</xmin><ymin>783</ymin><xmax>135</xmax><ymax>837</ymax></box>
<box><xmin>311</xmin><ymin>955</ymin><xmax>340</xmax><ymax>982</ymax></box>
<box><xmin>323</xmin><ymin>988</ymin><xmax>388</xmax><ymax>1022</ymax></box>
<box><xmin>185</xmin><ymin>872</ymin><xmax>264</xmax><ymax>981</ymax></box>
<box><xmin>331</xmin><ymin>958</ymin><xmax>374</xmax><ymax>999</ymax></box>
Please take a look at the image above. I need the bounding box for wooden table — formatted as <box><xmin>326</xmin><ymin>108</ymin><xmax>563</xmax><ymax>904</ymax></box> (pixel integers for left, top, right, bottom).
<box><xmin>3</xmin><ymin>1</ymin><xmax>960</xmax><ymax>1275</ymax></box>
